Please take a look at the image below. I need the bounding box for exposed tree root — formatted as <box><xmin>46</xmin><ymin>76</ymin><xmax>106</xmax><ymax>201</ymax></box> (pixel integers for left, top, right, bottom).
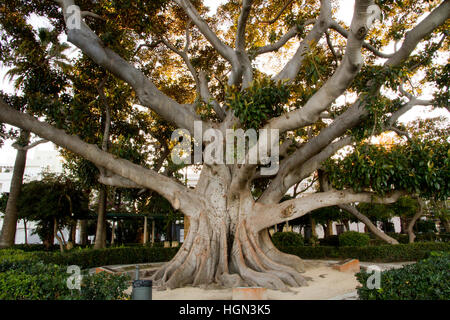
<box><xmin>259</xmin><ymin>229</ymin><xmax>306</xmax><ymax>273</ymax></box>
<box><xmin>152</xmin><ymin>215</ymin><xmax>309</xmax><ymax>291</ymax></box>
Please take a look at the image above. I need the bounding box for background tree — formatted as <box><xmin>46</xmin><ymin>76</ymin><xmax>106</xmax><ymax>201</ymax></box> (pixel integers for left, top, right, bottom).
<box><xmin>0</xmin><ymin>15</ymin><xmax>70</xmax><ymax>247</ymax></box>
<box><xmin>0</xmin><ymin>173</ymin><xmax>90</xmax><ymax>250</ymax></box>
<box><xmin>0</xmin><ymin>0</ymin><xmax>449</xmax><ymax>290</ymax></box>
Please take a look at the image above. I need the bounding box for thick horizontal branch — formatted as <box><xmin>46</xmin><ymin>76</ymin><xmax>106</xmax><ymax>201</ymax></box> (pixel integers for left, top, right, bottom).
<box><xmin>0</xmin><ymin>98</ymin><xmax>201</xmax><ymax>217</ymax></box>
<box><xmin>98</xmin><ymin>174</ymin><xmax>144</xmax><ymax>189</ymax></box>
<box><xmin>253</xmin><ymin>189</ymin><xmax>406</xmax><ymax>231</ymax></box>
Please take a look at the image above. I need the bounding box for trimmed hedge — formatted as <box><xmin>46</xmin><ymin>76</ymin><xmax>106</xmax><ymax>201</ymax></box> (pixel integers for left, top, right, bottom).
<box><xmin>339</xmin><ymin>231</ymin><xmax>370</xmax><ymax>247</ymax></box>
<box><xmin>35</xmin><ymin>246</ymin><xmax>179</xmax><ymax>269</ymax></box>
<box><xmin>319</xmin><ymin>235</ymin><xmax>339</xmax><ymax>247</ymax></box>
<box><xmin>271</xmin><ymin>232</ymin><xmax>304</xmax><ymax>247</ymax></box>
<box><xmin>0</xmin><ymin>260</ymin><xmax>130</xmax><ymax>300</ymax></box>
<box><xmin>2</xmin><ymin>242</ymin><xmax>450</xmax><ymax>271</ymax></box>
<box><xmin>356</xmin><ymin>252</ymin><xmax>450</xmax><ymax>300</ymax></box>
<box><xmin>0</xmin><ymin>249</ymin><xmax>131</xmax><ymax>300</ymax></box>
<box><xmin>277</xmin><ymin>242</ymin><xmax>450</xmax><ymax>262</ymax></box>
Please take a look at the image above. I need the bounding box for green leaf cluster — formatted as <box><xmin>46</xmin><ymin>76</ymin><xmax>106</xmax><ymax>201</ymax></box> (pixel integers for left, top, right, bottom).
<box><xmin>356</xmin><ymin>251</ymin><xmax>450</xmax><ymax>300</ymax></box>
<box><xmin>338</xmin><ymin>231</ymin><xmax>370</xmax><ymax>247</ymax></box>
<box><xmin>325</xmin><ymin>139</ymin><xmax>450</xmax><ymax>200</ymax></box>
<box><xmin>226</xmin><ymin>76</ymin><xmax>290</xmax><ymax>129</ymax></box>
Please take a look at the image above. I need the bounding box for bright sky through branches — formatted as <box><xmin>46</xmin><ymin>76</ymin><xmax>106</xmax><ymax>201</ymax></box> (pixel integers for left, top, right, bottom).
<box><xmin>0</xmin><ymin>0</ymin><xmax>448</xmax><ymax>165</ymax></box>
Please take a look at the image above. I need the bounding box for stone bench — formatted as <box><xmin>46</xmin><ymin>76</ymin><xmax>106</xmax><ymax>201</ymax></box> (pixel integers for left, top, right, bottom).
<box><xmin>332</xmin><ymin>259</ymin><xmax>360</xmax><ymax>273</ymax></box>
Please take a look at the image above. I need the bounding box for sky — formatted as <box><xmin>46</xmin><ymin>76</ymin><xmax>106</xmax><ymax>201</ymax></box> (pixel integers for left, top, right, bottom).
<box><xmin>0</xmin><ymin>0</ymin><xmax>448</xmax><ymax>166</ymax></box>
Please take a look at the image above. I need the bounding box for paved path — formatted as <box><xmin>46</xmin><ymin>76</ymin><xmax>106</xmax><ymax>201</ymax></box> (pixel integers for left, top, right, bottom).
<box><xmin>95</xmin><ymin>259</ymin><xmax>416</xmax><ymax>300</ymax></box>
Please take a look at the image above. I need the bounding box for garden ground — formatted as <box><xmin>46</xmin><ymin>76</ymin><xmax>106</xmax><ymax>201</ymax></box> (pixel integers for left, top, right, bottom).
<box><xmin>116</xmin><ymin>260</ymin><xmax>414</xmax><ymax>300</ymax></box>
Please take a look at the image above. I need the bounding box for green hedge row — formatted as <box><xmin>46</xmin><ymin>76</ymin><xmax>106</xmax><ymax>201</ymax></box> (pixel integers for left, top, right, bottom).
<box><xmin>2</xmin><ymin>242</ymin><xmax>449</xmax><ymax>270</ymax></box>
<box><xmin>277</xmin><ymin>242</ymin><xmax>450</xmax><ymax>262</ymax></box>
<box><xmin>0</xmin><ymin>260</ymin><xmax>130</xmax><ymax>300</ymax></box>
<box><xmin>356</xmin><ymin>252</ymin><xmax>450</xmax><ymax>300</ymax></box>
<box><xmin>35</xmin><ymin>246</ymin><xmax>179</xmax><ymax>269</ymax></box>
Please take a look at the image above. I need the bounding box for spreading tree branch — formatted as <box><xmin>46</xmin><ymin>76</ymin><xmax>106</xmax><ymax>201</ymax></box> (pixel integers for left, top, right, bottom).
<box><xmin>0</xmin><ymin>98</ymin><xmax>202</xmax><ymax>217</ymax></box>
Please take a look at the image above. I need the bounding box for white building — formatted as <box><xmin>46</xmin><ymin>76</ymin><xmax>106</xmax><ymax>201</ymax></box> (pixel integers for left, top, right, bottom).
<box><xmin>0</xmin><ymin>147</ymin><xmax>65</xmax><ymax>244</ymax></box>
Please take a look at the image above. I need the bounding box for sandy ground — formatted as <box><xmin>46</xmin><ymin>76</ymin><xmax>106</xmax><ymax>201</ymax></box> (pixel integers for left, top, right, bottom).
<box><xmin>126</xmin><ymin>260</ymin><xmax>361</xmax><ymax>300</ymax></box>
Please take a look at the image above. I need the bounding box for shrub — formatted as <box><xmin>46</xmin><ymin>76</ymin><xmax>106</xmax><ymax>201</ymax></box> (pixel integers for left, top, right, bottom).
<box><xmin>416</xmin><ymin>220</ymin><xmax>437</xmax><ymax>233</ymax></box>
<box><xmin>319</xmin><ymin>235</ymin><xmax>339</xmax><ymax>247</ymax></box>
<box><xmin>1</xmin><ymin>246</ymin><xmax>179</xmax><ymax>271</ymax></box>
<box><xmin>368</xmin><ymin>239</ymin><xmax>387</xmax><ymax>246</ymax></box>
<box><xmin>386</xmin><ymin>232</ymin><xmax>409</xmax><ymax>244</ymax></box>
<box><xmin>271</xmin><ymin>232</ymin><xmax>304</xmax><ymax>247</ymax></box>
<box><xmin>339</xmin><ymin>231</ymin><xmax>370</xmax><ymax>247</ymax></box>
<box><xmin>0</xmin><ymin>260</ymin><xmax>130</xmax><ymax>300</ymax></box>
<box><xmin>276</xmin><ymin>242</ymin><xmax>450</xmax><ymax>262</ymax></box>
<box><xmin>356</xmin><ymin>251</ymin><xmax>450</xmax><ymax>300</ymax></box>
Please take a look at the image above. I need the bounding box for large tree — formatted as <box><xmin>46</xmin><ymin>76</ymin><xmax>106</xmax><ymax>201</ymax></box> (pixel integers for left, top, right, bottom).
<box><xmin>0</xmin><ymin>0</ymin><xmax>449</xmax><ymax>290</ymax></box>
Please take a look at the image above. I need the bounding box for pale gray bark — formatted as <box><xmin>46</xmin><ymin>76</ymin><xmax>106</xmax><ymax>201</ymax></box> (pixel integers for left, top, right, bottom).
<box><xmin>407</xmin><ymin>199</ymin><xmax>425</xmax><ymax>243</ymax></box>
<box><xmin>252</xmin><ymin>189</ymin><xmax>406</xmax><ymax>231</ymax></box>
<box><xmin>338</xmin><ymin>204</ymin><xmax>399</xmax><ymax>244</ymax></box>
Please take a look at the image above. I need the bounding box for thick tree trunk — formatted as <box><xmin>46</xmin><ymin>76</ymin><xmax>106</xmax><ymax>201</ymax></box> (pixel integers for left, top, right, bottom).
<box><xmin>407</xmin><ymin>199</ymin><xmax>424</xmax><ymax>243</ymax></box>
<box><xmin>152</xmin><ymin>167</ymin><xmax>308</xmax><ymax>291</ymax></box>
<box><xmin>94</xmin><ymin>186</ymin><xmax>108</xmax><ymax>249</ymax></box>
<box><xmin>339</xmin><ymin>204</ymin><xmax>399</xmax><ymax>244</ymax></box>
<box><xmin>152</xmin><ymin>212</ymin><xmax>308</xmax><ymax>291</ymax></box>
<box><xmin>0</xmin><ymin>130</ymin><xmax>30</xmax><ymax>248</ymax></box>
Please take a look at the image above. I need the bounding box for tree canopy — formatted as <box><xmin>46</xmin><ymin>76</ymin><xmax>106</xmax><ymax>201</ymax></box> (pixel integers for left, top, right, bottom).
<box><xmin>0</xmin><ymin>0</ymin><xmax>448</xmax><ymax>290</ymax></box>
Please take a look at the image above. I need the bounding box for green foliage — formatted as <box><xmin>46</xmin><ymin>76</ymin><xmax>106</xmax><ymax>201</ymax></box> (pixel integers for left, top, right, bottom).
<box><xmin>276</xmin><ymin>242</ymin><xmax>450</xmax><ymax>262</ymax></box>
<box><xmin>71</xmin><ymin>271</ymin><xmax>131</xmax><ymax>300</ymax></box>
<box><xmin>356</xmin><ymin>251</ymin><xmax>450</xmax><ymax>300</ymax></box>
<box><xmin>271</xmin><ymin>232</ymin><xmax>304</xmax><ymax>247</ymax></box>
<box><xmin>310</xmin><ymin>206</ymin><xmax>352</xmax><ymax>225</ymax></box>
<box><xmin>319</xmin><ymin>235</ymin><xmax>339</xmax><ymax>247</ymax></box>
<box><xmin>0</xmin><ymin>259</ymin><xmax>130</xmax><ymax>300</ymax></box>
<box><xmin>325</xmin><ymin>139</ymin><xmax>450</xmax><ymax>200</ymax></box>
<box><xmin>386</xmin><ymin>232</ymin><xmax>450</xmax><ymax>243</ymax></box>
<box><xmin>338</xmin><ymin>231</ymin><xmax>370</xmax><ymax>247</ymax></box>
<box><xmin>416</xmin><ymin>220</ymin><xmax>437</xmax><ymax>233</ymax></box>
<box><xmin>11</xmin><ymin>173</ymin><xmax>90</xmax><ymax>245</ymax></box>
<box><xmin>226</xmin><ymin>76</ymin><xmax>290</xmax><ymax>129</ymax></box>
<box><xmin>0</xmin><ymin>192</ymin><xmax>7</xmax><ymax>214</ymax></box>
<box><xmin>32</xmin><ymin>246</ymin><xmax>179</xmax><ymax>270</ymax></box>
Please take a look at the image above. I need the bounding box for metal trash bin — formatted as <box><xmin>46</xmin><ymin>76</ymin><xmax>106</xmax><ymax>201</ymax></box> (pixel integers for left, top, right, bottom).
<box><xmin>131</xmin><ymin>265</ymin><xmax>152</xmax><ymax>300</ymax></box>
<box><xmin>132</xmin><ymin>279</ymin><xmax>152</xmax><ymax>300</ymax></box>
